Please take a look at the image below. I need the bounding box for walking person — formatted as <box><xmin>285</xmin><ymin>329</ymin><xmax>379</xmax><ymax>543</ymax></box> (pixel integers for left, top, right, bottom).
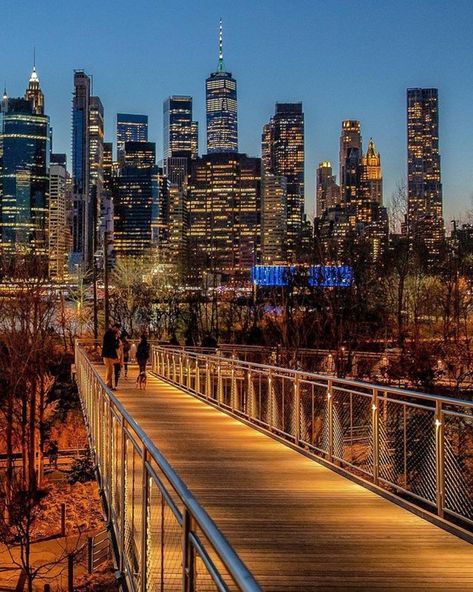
<box><xmin>136</xmin><ymin>335</ymin><xmax>150</xmax><ymax>374</ymax></box>
<box><xmin>102</xmin><ymin>323</ymin><xmax>120</xmax><ymax>389</ymax></box>
<box><xmin>114</xmin><ymin>334</ymin><xmax>124</xmax><ymax>389</ymax></box>
<box><xmin>121</xmin><ymin>332</ymin><xmax>131</xmax><ymax>378</ymax></box>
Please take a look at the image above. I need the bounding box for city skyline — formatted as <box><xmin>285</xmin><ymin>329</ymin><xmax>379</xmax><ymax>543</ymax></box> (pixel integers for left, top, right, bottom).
<box><xmin>1</xmin><ymin>0</ymin><xmax>473</xmax><ymax>223</ymax></box>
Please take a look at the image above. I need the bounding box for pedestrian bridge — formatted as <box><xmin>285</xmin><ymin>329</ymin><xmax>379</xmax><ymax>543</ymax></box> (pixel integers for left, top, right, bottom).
<box><xmin>75</xmin><ymin>342</ymin><xmax>473</xmax><ymax>591</ymax></box>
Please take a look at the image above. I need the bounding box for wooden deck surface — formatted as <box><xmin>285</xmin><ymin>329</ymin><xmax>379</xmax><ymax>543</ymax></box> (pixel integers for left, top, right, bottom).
<box><xmin>98</xmin><ymin>366</ymin><xmax>473</xmax><ymax>591</ymax></box>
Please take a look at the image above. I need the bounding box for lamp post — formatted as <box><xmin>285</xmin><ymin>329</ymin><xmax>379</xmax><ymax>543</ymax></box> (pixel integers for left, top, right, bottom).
<box><xmin>104</xmin><ymin>230</ymin><xmax>110</xmax><ymax>329</ymax></box>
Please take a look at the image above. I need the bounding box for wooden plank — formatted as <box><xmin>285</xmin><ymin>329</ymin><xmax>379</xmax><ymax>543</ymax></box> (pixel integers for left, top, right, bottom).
<box><xmin>98</xmin><ymin>367</ymin><xmax>473</xmax><ymax>591</ymax></box>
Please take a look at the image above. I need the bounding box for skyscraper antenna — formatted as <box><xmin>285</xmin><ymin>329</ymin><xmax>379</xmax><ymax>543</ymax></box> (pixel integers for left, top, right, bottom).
<box><xmin>33</xmin><ymin>47</ymin><xmax>36</xmax><ymax>69</ymax></box>
<box><xmin>218</xmin><ymin>19</ymin><xmax>224</xmax><ymax>72</ymax></box>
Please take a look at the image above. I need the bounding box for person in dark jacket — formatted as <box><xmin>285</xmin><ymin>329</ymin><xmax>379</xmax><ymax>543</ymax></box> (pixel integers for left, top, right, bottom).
<box><xmin>136</xmin><ymin>335</ymin><xmax>150</xmax><ymax>374</ymax></box>
<box><xmin>102</xmin><ymin>323</ymin><xmax>120</xmax><ymax>388</ymax></box>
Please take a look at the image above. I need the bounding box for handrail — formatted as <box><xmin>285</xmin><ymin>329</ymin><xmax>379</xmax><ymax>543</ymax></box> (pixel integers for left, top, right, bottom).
<box><xmin>75</xmin><ymin>342</ymin><xmax>261</xmax><ymax>592</ymax></box>
<box><xmin>151</xmin><ymin>344</ymin><xmax>473</xmax><ymax>535</ymax></box>
<box><xmin>155</xmin><ymin>346</ymin><xmax>473</xmax><ymax>409</ymax></box>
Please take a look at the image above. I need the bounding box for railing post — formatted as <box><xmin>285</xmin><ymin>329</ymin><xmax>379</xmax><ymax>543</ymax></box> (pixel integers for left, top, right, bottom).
<box><xmin>327</xmin><ymin>379</ymin><xmax>333</xmax><ymax>462</ymax></box>
<box><xmin>119</xmin><ymin>421</ymin><xmax>127</xmax><ymax>574</ymax></box>
<box><xmin>218</xmin><ymin>361</ymin><xmax>223</xmax><ymax>405</ymax></box>
<box><xmin>268</xmin><ymin>370</ymin><xmax>273</xmax><ymax>430</ymax></box>
<box><xmin>205</xmin><ymin>361</ymin><xmax>210</xmax><ymax>399</ymax></box>
<box><xmin>372</xmin><ymin>388</ymin><xmax>379</xmax><ymax>485</ymax></box>
<box><xmin>294</xmin><ymin>375</ymin><xmax>300</xmax><ymax>445</ymax></box>
<box><xmin>180</xmin><ymin>355</ymin><xmax>184</xmax><ymax>385</ymax></box>
<box><xmin>195</xmin><ymin>359</ymin><xmax>200</xmax><ymax>394</ymax></box>
<box><xmin>182</xmin><ymin>509</ymin><xmax>195</xmax><ymax>592</ymax></box>
<box><xmin>247</xmin><ymin>370</ymin><xmax>253</xmax><ymax>418</ymax></box>
<box><xmin>141</xmin><ymin>448</ymin><xmax>149</xmax><ymax>592</ymax></box>
<box><xmin>435</xmin><ymin>400</ymin><xmax>445</xmax><ymax>518</ymax></box>
<box><xmin>231</xmin><ymin>362</ymin><xmax>236</xmax><ymax>412</ymax></box>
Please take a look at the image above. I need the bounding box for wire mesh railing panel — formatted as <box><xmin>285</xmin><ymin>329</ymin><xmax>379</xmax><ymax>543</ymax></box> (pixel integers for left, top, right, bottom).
<box><xmin>113</xmin><ymin>415</ymin><xmax>123</xmax><ymax>527</ymax></box>
<box><xmin>192</xmin><ymin>525</ymin><xmax>238</xmax><ymax>592</ymax></box>
<box><xmin>209</xmin><ymin>362</ymin><xmax>219</xmax><ymax>402</ymax></box>
<box><xmin>378</xmin><ymin>397</ymin><xmax>437</xmax><ymax>504</ymax></box>
<box><xmin>146</xmin><ymin>479</ymin><xmax>164</xmax><ymax>592</ymax></box>
<box><xmin>220</xmin><ymin>366</ymin><xmax>233</xmax><ymax>408</ymax></box>
<box><xmin>444</xmin><ymin>410</ymin><xmax>473</xmax><ymax>523</ymax></box>
<box><xmin>234</xmin><ymin>369</ymin><xmax>248</xmax><ymax>416</ymax></box>
<box><xmin>332</xmin><ymin>387</ymin><xmax>373</xmax><ymax>474</ymax></box>
<box><xmin>124</xmin><ymin>439</ymin><xmax>141</xmax><ymax>588</ymax></box>
<box><xmin>194</xmin><ymin>552</ymin><xmax>221</xmax><ymax>592</ymax></box>
<box><xmin>162</xmin><ymin>499</ymin><xmax>183</xmax><ymax>590</ymax></box>
<box><xmin>271</xmin><ymin>374</ymin><xmax>297</xmax><ymax>439</ymax></box>
<box><xmin>250</xmin><ymin>370</ymin><xmax>270</xmax><ymax>427</ymax></box>
<box><xmin>299</xmin><ymin>381</ymin><xmax>329</xmax><ymax>455</ymax></box>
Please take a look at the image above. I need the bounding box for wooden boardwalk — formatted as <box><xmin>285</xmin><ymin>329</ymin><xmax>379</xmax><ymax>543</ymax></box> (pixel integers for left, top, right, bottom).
<box><xmin>98</xmin><ymin>366</ymin><xmax>473</xmax><ymax>591</ymax></box>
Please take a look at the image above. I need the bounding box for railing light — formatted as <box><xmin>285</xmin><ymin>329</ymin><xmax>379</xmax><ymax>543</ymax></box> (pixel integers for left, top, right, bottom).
<box><xmin>435</xmin><ymin>418</ymin><xmax>442</xmax><ymax>428</ymax></box>
<box><xmin>372</xmin><ymin>404</ymin><xmax>377</xmax><ymax>412</ymax></box>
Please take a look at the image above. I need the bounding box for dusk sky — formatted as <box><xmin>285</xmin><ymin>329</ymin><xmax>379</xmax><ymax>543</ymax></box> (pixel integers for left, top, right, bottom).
<box><xmin>3</xmin><ymin>0</ymin><xmax>473</xmax><ymax>223</ymax></box>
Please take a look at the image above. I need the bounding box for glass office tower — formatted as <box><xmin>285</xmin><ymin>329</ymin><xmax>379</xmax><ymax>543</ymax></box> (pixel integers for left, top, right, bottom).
<box><xmin>406</xmin><ymin>88</ymin><xmax>444</xmax><ymax>261</ymax></box>
<box><xmin>206</xmin><ymin>21</ymin><xmax>238</xmax><ymax>154</ymax></box>
<box><xmin>163</xmin><ymin>96</ymin><xmax>198</xmax><ymax>159</ymax></box>
<box><xmin>116</xmin><ymin>113</ymin><xmax>148</xmax><ymax>161</ymax></box>
<box><xmin>262</xmin><ymin>103</ymin><xmax>304</xmax><ymax>261</ymax></box>
<box><xmin>0</xmin><ymin>79</ymin><xmax>50</xmax><ymax>259</ymax></box>
<box><xmin>114</xmin><ymin>142</ymin><xmax>158</xmax><ymax>257</ymax></box>
<box><xmin>72</xmin><ymin>70</ymin><xmax>91</xmax><ymax>266</ymax></box>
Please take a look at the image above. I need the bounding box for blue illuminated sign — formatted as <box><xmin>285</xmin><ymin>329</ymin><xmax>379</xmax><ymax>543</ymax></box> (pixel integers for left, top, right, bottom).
<box><xmin>251</xmin><ymin>265</ymin><xmax>353</xmax><ymax>287</ymax></box>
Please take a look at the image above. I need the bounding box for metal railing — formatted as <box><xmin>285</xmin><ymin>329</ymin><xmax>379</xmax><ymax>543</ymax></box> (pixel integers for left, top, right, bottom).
<box><xmin>151</xmin><ymin>345</ymin><xmax>473</xmax><ymax>533</ymax></box>
<box><xmin>75</xmin><ymin>343</ymin><xmax>261</xmax><ymax>592</ymax></box>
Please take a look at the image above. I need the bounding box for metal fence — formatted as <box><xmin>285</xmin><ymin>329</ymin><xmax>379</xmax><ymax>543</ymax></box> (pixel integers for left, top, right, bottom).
<box><xmin>151</xmin><ymin>345</ymin><xmax>473</xmax><ymax>532</ymax></box>
<box><xmin>75</xmin><ymin>343</ymin><xmax>261</xmax><ymax>592</ymax></box>
<box><xmin>163</xmin><ymin>344</ymin><xmax>399</xmax><ymax>381</ymax></box>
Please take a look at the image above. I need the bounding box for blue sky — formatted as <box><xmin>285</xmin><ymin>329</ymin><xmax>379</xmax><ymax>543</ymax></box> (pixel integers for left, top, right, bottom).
<box><xmin>3</xmin><ymin>0</ymin><xmax>473</xmax><ymax>223</ymax></box>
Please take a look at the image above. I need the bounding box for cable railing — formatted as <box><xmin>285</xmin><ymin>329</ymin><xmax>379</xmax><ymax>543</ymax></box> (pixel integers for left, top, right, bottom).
<box><xmin>75</xmin><ymin>342</ymin><xmax>261</xmax><ymax>592</ymax></box>
<box><xmin>151</xmin><ymin>345</ymin><xmax>473</xmax><ymax>534</ymax></box>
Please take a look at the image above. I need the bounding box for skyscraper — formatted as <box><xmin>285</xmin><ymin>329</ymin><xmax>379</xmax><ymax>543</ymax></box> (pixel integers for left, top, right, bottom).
<box><xmin>89</xmin><ymin>96</ymin><xmax>104</xmax><ymax>265</ymax></box>
<box><xmin>101</xmin><ymin>142</ymin><xmax>116</xmax><ymax>267</ymax></box>
<box><xmin>0</xmin><ymin>69</ymin><xmax>50</xmax><ymax>261</ymax></box>
<box><xmin>116</xmin><ymin>113</ymin><xmax>148</xmax><ymax>161</ymax></box>
<box><xmin>71</xmin><ymin>70</ymin><xmax>91</xmax><ymax>267</ymax></box>
<box><xmin>262</xmin><ymin>103</ymin><xmax>304</xmax><ymax>261</ymax></box>
<box><xmin>339</xmin><ymin>120</ymin><xmax>362</xmax><ymax>203</ymax></box>
<box><xmin>316</xmin><ymin>162</ymin><xmax>340</xmax><ymax>217</ymax></box>
<box><xmin>163</xmin><ymin>96</ymin><xmax>198</xmax><ymax>159</ymax></box>
<box><xmin>316</xmin><ymin>124</ymin><xmax>387</xmax><ymax>261</ymax></box>
<box><xmin>406</xmin><ymin>88</ymin><xmax>444</xmax><ymax>259</ymax></box>
<box><xmin>261</xmin><ymin>173</ymin><xmax>287</xmax><ymax>264</ymax></box>
<box><xmin>189</xmin><ymin>153</ymin><xmax>261</xmax><ymax>276</ymax></box>
<box><xmin>49</xmin><ymin>154</ymin><xmax>68</xmax><ymax>280</ymax></box>
<box><xmin>206</xmin><ymin>20</ymin><xmax>238</xmax><ymax>154</ymax></box>
<box><xmin>114</xmin><ymin>142</ymin><xmax>158</xmax><ymax>257</ymax></box>
<box><xmin>24</xmin><ymin>66</ymin><xmax>44</xmax><ymax>115</ymax></box>
<box><xmin>163</xmin><ymin>96</ymin><xmax>198</xmax><ymax>187</ymax></box>
<box><xmin>360</xmin><ymin>139</ymin><xmax>382</xmax><ymax>204</ymax></box>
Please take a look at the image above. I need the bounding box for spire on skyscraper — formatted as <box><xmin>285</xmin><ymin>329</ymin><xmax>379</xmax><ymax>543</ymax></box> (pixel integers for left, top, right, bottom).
<box><xmin>367</xmin><ymin>138</ymin><xmax>377</xmax><ymax>157</ymax></box>
<box><xmin>25</xmin><ymin>52</ymin><xmax>44</xmax><ymax>115</ymax></box>
<box><xmin>218</xmin><ymin>19</ymin><xmax>224</xmax><ymax>72</ymax></box>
